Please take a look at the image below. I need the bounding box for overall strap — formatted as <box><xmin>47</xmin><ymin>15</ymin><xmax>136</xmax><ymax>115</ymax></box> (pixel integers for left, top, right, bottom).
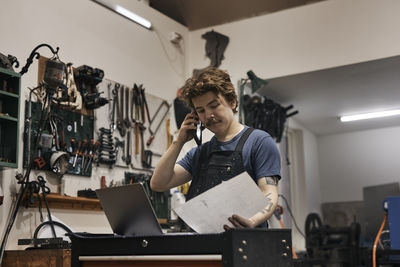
<box><xmin>198</xmin><ymin>141</ymin><xmax>211</xmax><ymax>161</ymax></box>
<box><xmin>235</xmin><ymin>127</ymin><xmax>254</xmax><ymax>152</ymax></box>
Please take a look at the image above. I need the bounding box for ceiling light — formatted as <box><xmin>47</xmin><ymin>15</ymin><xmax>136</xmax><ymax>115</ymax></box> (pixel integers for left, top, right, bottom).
<box><xmin>92</xmin><ymin>0</ymin><xmax>152</xmax><ymax>30</ymax></box>
<box><xmin>340</xmin><ymin>109</ymin><xmax>400</xmax><ymax>122</ymax></box>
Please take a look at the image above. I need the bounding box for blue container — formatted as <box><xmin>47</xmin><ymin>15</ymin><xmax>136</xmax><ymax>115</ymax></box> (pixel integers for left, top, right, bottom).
<box><xmin>385</xmin><ymin>196</ymin><xmax>400</xmax><ymax>249</ymax></box>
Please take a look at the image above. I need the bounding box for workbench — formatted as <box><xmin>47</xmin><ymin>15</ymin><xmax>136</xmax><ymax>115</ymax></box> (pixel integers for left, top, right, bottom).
<box><xmin>68</xmin><ymin>229</ymin><xmax>292</xmax><ymax>267</ymax></box>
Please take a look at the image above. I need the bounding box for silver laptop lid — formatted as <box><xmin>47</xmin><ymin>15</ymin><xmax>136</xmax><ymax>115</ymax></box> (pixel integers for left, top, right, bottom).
<box><xmin>96</xmin><ymin>183</ymin><xmax>163</xmax><ymax>236</ymax></box>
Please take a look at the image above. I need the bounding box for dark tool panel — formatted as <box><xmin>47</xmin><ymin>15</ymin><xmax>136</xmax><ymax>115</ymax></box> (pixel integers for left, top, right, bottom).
<box><xmin>23</xmin><ymin>101</ymin><xmax>94</xmax><ymax>176</ymax></box>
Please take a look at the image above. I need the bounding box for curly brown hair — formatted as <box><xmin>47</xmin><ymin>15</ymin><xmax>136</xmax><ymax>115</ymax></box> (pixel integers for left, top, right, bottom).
<box><xmin>181</xmin><ymin>67</ymin><xmax>238</xmax><ymax>113</ymax></box>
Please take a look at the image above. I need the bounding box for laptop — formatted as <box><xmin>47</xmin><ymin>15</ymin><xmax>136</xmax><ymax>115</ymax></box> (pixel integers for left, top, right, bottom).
<box><xmin>95</xmin><ymin>183</ymin><xmax>164</xmax><ymax>236</ymax></box>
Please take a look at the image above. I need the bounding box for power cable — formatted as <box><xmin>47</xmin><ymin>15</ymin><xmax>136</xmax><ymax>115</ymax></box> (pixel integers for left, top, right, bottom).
<box><xmin>279</xmin><ymin>194</ymin><xmax>306</xmax><ymax>238</ymax></box>
<box><xmin>373</xmin><ymin>213</ymin><xmax>388</xmax><ymax>267</ymax></box>
<box><xmin>153</xmin><ymin>27</ymin><xmax>185</xmax><ymax>82</ymax></box>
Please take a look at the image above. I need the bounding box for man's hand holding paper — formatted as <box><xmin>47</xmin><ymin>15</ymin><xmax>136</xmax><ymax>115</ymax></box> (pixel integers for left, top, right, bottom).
<box><xmin>173</xmin><ymin>172</ymin><xmax>272</xmax><ymax>233</ymax></box>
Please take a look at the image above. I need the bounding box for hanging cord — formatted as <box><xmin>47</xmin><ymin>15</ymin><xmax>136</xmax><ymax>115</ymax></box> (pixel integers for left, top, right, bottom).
<box><xmin>279</xmin><ymin>194</ymin><xmax>306</xmax><ymax>238</ymax></box>
<box><xmin>36</xmin><ymin>176</ymin><xmax>57</xmax><ymax>238</ymax></box>
<box><xmin>373</xmin><ymin>213</ymin><xmax>388</xmax><ymax>267</ymax></box>
<box><xmin>32</xmin><ymin>221</ymin><xmax>72</xmax><ymax>248</ymax></box>
<box><xmin>153</xmin><ymin>27</ymin><xmax>185</xmax><ymax>81</ymax></box>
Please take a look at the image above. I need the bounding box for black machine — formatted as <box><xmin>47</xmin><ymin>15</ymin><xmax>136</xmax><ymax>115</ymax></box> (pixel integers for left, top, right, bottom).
<box><xmin>68</xmin><ymin>229</ymin><xmax>292</xmax><ymax>267</ymax></box>
<box><xmin>297</xmin><ymin>213</ymin><xmax>361</xmax><ymax>267</ymax></box>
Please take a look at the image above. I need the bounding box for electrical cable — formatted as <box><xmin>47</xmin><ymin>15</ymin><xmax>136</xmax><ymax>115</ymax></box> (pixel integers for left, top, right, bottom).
<box><xmin>279</xmin><ymin>194</ymin><xmax>306</xmax><ymax>238</ymax></box>
<box><xmin>373</xmin><ymin>213</ymin><xmax>388</xmax><ymax>267</ymax></box>
<box><xmin>153</xmin><ymin>27</ymin><xmax>185</xmax><ymax>81</ymax></box>
<box><xmin>33</xmin><ymin>221</ymin><xmax>72</xmax><ymax>242</ymax></box>
<box><xmin>378</xmin><ymin>230</ymin><xmax>390</xmax><ymax>249</ymax></box>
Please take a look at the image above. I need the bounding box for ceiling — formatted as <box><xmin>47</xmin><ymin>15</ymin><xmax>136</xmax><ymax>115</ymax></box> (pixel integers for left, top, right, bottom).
<box><xmin>149</xmin><ymin>0</ymin><xmax>325</xmax><ymax>31</ymax></box>
<box><xmin>258</xmin><ymin>56</ymin><xmax>400</xmax><ymax>136</ymax></box>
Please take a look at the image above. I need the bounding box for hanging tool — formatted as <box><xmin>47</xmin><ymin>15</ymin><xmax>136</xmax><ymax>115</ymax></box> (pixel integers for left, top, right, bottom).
<box><xmin>139</xmin><ymin>124</ymin><xmax>146</xmax><ymax>166</ymax></box>
<box><xmin>131</xmin><ymin>84</ymin><xmax>144</xmax><ymax>156</ymax></box>
<box><xmin>98</xmin><ymin>127</ymin><xmax>116</xmax><ymax>168</ymax></box>
<box><xmin>143</xmin><ymin>150</ymin><xmax>162</xmax><ymax>169</ymax></box>
<box><xmin>108</xmin><ymin>82</ymin><xmax>116</xmax><ymax>131</ymax></box>
<box><xmin>73</xmin><ymin>140</ymin><xmax>82</xmax><ymax>167</ymax></box>
<box><xmin>125</xmin><ymin>131</ymin><xmax>131</xmax><ymax>165</ymax></box>
<box><xmin>83</xmin><ymin>140</ymin><xmax>99</xmax><ymax>174</ymax></box>
<box><xmin>124</xmin><ymin>85</ymin><xmax>132</xmax><ymax>165</ymax></box>
<box><xmin>81</xmin><ymin>139</ymin><xmax>93</xmax><ymax>172</ymax></box>
<box><xmin>124</xmin><ymin>85</ymin><xmax>131</xmax><ymax>129</ymax></box>
<box><xmin>146</xmin><ymin>101</ymin><xmax>171</xmax><ymax>146</ymax></box>
<box><xmin>70</xmin><ymin>139</ymin><xmax>76</xmax><ymax>155</ymax></box>
<box><xmin>135</xmin><ymin>124</ymin><xmax>140</xmax><ymax>156</ymax></box>
<box><xmin>113</xmin><ymin>83</ymin><xmax>126</xmax><ymax>137</ymax></box>
<box><xmin>114</xmin><ymin>137</ymin><xmax>125</xmax><ymax>162</ymax></box>
<box><xmin>140</xmin><ymin>84</ymin><xmax>151</xmax><ymax>124</ymax></box>
<box><xmin>77</xmin><ymin>139</ymin><xmax>87</xmax><ymax>169</ymax></box>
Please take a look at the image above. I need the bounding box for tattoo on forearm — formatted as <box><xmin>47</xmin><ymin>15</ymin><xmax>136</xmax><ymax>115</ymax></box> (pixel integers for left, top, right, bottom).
<box><xmin>261</xmin><ymin>193</ymin><xmax>273</xmax><ymax>214</ymax></box>
<box><xmin>266</xmin><ymin>176</ymin><xmax>279</xmax><ymax>186</ymax></box>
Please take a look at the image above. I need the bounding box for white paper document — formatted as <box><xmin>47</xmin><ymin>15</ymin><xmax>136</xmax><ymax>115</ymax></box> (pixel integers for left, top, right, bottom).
<box><xmin>173</xmin><ymin>172</ymin><xmax>269</xmax><ymax>233</ymax></box>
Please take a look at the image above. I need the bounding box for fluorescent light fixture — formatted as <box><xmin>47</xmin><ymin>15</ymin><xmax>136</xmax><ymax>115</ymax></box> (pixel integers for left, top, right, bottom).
<box><xmin>92</xmin><ymin>0</ymin><xmax>152</xmax><ymax>30</ymax></box>
<box><xmin>340</xmin><ymin>109</ymin><xmax>400</xmax><ymax>122</ymax></box>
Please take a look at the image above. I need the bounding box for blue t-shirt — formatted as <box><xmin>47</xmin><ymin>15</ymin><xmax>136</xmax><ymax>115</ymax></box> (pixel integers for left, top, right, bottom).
<box><xmin>177</xmin><ymin>126</ymin><xmax>281</xmax><ymax>182</ymax></box>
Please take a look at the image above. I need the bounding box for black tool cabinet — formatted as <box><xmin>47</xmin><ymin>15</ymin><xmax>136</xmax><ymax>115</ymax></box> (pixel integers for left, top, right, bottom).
<box><xmin>0</xmin><ymin>67</ymin><xmax>21</xmax><ymax>168</ymax></box>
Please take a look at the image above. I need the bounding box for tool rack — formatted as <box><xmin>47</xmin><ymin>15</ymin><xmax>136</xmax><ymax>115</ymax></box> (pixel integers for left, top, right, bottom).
<box><xmin>23</xmin><ymin>101</ymin><xmax>94</xmax><ymax>176</ymax></box>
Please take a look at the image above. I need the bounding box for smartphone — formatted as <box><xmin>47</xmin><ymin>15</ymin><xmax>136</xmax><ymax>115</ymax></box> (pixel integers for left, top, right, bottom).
<box><xmin>194</xmin><ymin>122</ymin><xmax>203</xmax><ymax>146</ymax></box>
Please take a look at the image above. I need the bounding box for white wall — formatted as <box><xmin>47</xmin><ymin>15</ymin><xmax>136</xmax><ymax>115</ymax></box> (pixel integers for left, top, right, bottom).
<box><xmin>319</xmin><ymin>126</ymin><xmax>400</xmax><ymax>203</ymax></box>
<box><xmin>187</xmin><ymin>0</ymin><xmax>400</xmax><ymax>85</ymax></box>
<box><xmin>0</xmin><ymin>0</ymin><xmax>188</xmax><ymax>250</ymax></box>
<box><xmin>289</xmin><ymin>119</ymin><xmax>321</xmax><ymax>214</ymax></box>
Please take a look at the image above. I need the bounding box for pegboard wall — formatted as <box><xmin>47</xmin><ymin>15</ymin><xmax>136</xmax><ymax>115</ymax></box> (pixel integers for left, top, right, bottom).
<box><xmin>94</xmin><ymin>78</ymin><xmax>172</xmax><ymax>219</ymax></box>
<box><xmin>94</xmin><ymin>78</ymin><xmax>172</xmax><ymax>171</ymax></box>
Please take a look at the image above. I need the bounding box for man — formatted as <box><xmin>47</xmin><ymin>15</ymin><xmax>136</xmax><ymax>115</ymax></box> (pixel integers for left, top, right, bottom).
<box><xmin>150</xmin><ymin>67</ymin><xmax>281</xmax><ymax>230</ymax></box>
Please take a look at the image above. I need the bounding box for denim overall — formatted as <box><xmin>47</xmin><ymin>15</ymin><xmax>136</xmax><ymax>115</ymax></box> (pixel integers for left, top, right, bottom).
<box><xmin>186</xmin><ymin>127</ymin><xmax>254</xmax><ymax>201</ymax></box>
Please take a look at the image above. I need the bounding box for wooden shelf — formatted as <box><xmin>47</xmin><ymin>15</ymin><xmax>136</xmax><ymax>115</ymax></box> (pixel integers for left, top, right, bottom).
<box><xmin>27</xmin><ymin>193</ymin><xmax>169</xmax><ymax>224</ymax></box>
<box><xmin>28</xmin><ymin>193</ymin><xmax>103</xmax><ymax>211</ymax></box>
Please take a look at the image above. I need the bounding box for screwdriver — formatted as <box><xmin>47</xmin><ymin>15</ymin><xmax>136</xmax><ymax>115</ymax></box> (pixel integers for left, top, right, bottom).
<box><xmin>73</xmin><ymin>140</ymin><xmax>82</xmax><ymax>167</ymax></box>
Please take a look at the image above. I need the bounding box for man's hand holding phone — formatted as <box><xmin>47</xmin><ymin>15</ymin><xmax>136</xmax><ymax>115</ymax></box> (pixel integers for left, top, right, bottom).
<box><xmin>176</xmin><ymin>112</ymin><xmax>202</xmax><ymax>145</ymax></box>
